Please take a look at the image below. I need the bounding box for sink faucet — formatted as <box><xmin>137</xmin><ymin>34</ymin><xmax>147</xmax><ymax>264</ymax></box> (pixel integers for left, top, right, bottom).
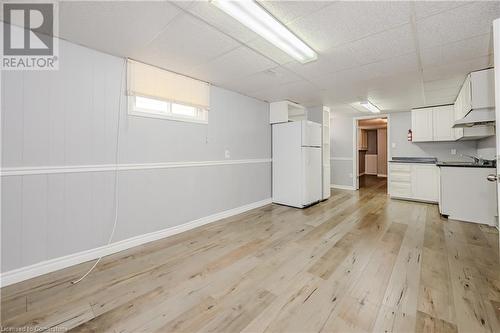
<box><xmin>461</xmin><ymin>154</ymin><xmax>482</xmax><ymax>164</ymax></box>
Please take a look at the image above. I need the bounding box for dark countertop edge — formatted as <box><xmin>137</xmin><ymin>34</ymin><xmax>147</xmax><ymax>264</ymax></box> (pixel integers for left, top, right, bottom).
<box><xmin>390</xmin><ymin>160</ymin><xmax>496</xmax><ymax>168</ymax></box>
<box><xmin>436</xmin><ymin>164</ymin><xmax>496</xmax><ymax>168</ymax></box>
<box><xmin>389</xmin><ymin>160</ymin><xmax>436</xmax><ymax>164</ymax></box>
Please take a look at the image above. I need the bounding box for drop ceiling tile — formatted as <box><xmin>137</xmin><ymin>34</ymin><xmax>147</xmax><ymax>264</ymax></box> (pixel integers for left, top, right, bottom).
<box><xmin>424</xmin><ymin>84</ymin><xmax>461</xmax><ymax>98</ymax></box>
<box><xmin>365</xmin><ymin>75</ymin><xmax>425</xmax><ymax>111</ymax></box>
<box><xmin>244</xmin><ymin>37</ymin><xmax>294</xmax><ymax>65</ymax></box>
<box><xmin>420</xmin><ymin>34</ymin><xmax>492</xmax><ymax>68</ymax></box>
<box><xmin>135</xmin><ymin>14</ymin><xmax>240</xmax><ymax>75</ymax></box>
<box><xmin>170</xmin><ymin>0</ymin><xmax>197</xmax><ymax>10</ymax></box>
<box><xmin>259</xmin><ymin>1</ymin><xmax>334</xmax><ymax>24</ymax></box>
<box><xmin>320</xmin><ymin>45</ymin><xmax>361</xmax><ymax>72</ymax></box>
<box><xmin>413</xmin><ymin>1</ymin><xmax>470</xmax><ymax>20</ymax></box>
<box><xmin>184</xmin><ymin>2</ymin><xmax>259</xmax><ymax>43</ymax></box>
<box><xmin>424</xmin><ymin>93</ymin><xmax>457</xmax><ymax>106</ymax></box>
<box><xmin>59</xmin><ymin>1</ymin><xmax>182</xmax><ymax>57</ymax></box>
<box><xmin>422</xmin><ymin>55</ymin><xmax>492</xmax><ymax>82</ymax></box>
<box><xmin>416</xmin><ymin>1</ymin><xmax>500</xmax><ymax>49</ymax></box>
<box><xmin>315</xmin><ymin>53</ymin><xmax>419</xmax><ymax>90</ymax></box>
<box><xmin>423</xmin><ymin>76</ymin><xmax>465</xmax><ymax>91</ymax></box>
<box><xmin>221</xmin><ymin>67</ymin><xmax>303</xmax><ymax>94</ymax></box>
<box><xmin>347</xmin><ymin>24</ymin><xmax>415</xmax><ymax>65</ymax></box>
<box><xmin>319</xmin><ymin>65</ymin><xmax>424</xmax><ymax>112</ymax></box>
<box><xmin>289</xmin><ymin>1</ymin><xmax>412</xmax><ymax>51</ymax></box>
<box><xmin>285</xmin><ymin>46</ymin><xmax>359</xmax><ymax>80</ymax></box>
<box><xmin>329</xmin><ymin>104</ymin><xmax>361</xmax><ymax>115</ymax></box>
<box><xmin>251</xmin><ymin>80</ymin><xmax>322</xmax><ymax>104</ymax></box>
<box><xmin>187</xmin><ymin>46</ymin><xmax>276</xmax><ymax>85</ymax></box>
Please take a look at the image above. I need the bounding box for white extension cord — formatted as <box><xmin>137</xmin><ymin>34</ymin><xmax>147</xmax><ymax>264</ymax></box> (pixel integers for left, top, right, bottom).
<box><xmin>71</xmin><ymin>60</ymin><xmax>126</xmax><ymax>284</ymax></box>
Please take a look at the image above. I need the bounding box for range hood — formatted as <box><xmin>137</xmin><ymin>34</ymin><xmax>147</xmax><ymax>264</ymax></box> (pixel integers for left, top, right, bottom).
<box><xmin>453</xmin><ymin>109</ymin><xmax>495</xmax><ymax>128</ymax></box>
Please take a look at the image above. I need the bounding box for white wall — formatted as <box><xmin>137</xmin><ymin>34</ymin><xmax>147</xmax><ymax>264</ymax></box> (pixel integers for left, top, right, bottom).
<box><xmin>389</xmin><ymin>112</ymin><xmax>478</xmax><ymax>160</ymax></box>
<box><xmin>1</xmin><ymin>39</ymin><xmax>271</xmax><ymax>273</ymax></box>
<box><xmin>477</xmin><ymin>135</ymin><xmax>496</xmax><ymax>160</ymax></box>
<box><xmin>330</xmin><ymin>111</ymin><xmax>487</xmax><ymax>187</ymax></box>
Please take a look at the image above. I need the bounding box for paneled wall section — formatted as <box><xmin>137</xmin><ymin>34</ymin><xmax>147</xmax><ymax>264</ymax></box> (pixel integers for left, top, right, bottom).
<box><xmin>1</xmin><ymin>39</ymin><xmax>271</xmax><ymax>273</ymax></box>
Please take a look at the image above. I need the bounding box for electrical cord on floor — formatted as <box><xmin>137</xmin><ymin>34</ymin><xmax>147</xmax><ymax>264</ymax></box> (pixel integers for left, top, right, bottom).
<box><xmin>71</xmin><ymin>60</ymin><xmax>126</xmax><ymax>284</ymax></box>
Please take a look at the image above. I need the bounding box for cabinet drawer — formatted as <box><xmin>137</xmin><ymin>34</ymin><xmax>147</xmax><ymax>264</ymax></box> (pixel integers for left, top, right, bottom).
<box><xmin>389</xmin><ymin>182</ymin><xmax>412</xmax><ymax>198</ymax></box>
<box><xmin>389</xmin><ymin>164</ymin><xmax>411</xmax><ymax>173</ymax></box>
<box><xmin>390</xmin><ymin>172</ymin><xmax>411</xmax><ymax>183</ymax></box>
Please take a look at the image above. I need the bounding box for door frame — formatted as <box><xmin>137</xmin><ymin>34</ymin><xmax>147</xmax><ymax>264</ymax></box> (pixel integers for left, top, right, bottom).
<box><xmin>493</xmin><ymin>18</ymin><xmax>500</xmax><ymax>235</ymax></box>
<box><xmin>352</xmin><ymin>114</ymin><xmax>391</xmax><ymax>190</ymax></box>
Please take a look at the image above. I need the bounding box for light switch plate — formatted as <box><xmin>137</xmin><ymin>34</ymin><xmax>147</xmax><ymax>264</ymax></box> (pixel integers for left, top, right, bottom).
<box><xmin>391</xmin><ymin>143</ymin><xmax>396</xmax><ymax>148</ymax></box>
<box><xmin>451</xmin><ymin>149</ymin><xmax>456</xmax><ymax>155</ymax></box>
<box><xmin>224</xmin><ymin>149</ymin><xmax>230</xmax><ymax>159</ymax></box>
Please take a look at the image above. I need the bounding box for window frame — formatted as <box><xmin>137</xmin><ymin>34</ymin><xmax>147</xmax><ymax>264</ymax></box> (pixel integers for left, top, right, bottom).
<box><xmin>128</xmin><ymin>95</ymin><xmax>208</xmax><ymax>124</ymax></box>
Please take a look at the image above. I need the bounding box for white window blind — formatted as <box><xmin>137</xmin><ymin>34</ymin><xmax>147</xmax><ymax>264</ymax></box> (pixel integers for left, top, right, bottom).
<box><xmin>127</xmin><ymin>59</ymin><xmax>210</xmax><ymax>110</ymax></box>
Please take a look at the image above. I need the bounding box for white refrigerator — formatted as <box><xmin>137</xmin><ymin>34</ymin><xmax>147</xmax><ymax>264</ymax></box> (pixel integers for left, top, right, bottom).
<box><xmin>272</xmin><ymin>120</ymin><xmax>322</xmax><ymax>208</ymax></box>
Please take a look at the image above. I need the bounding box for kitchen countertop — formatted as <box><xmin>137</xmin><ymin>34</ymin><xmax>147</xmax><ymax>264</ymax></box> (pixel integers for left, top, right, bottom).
<box><xmin>389</xmin><ymin>157</ymin><xmax>496</xmax><ymax>168</ymax></box>
<box><xmin>389</xmin><ymin>157</ymin><xmax>437</xmax><ymax>164</ymax></box>
<box><xmin>436</xmin><ymin>162</ymin><xmax>496</xmax><ymax>168</ymax></box>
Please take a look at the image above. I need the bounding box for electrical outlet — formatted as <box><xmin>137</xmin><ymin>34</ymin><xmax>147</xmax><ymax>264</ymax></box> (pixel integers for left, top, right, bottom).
<box><xmin>451</xmin><ymin>149</ymin><xmax>456</xmax><ymax>155</ymax></box>
<box><xmin>224</xmin><ymin>149</ymin><xmax>230</xmax><ymax>159</ymax></box>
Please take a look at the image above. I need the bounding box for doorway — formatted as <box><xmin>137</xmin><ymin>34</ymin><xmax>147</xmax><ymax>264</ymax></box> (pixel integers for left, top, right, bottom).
<box><xmin>353</xmin><ymin>116</ymin><xmax>389</xmax><ymax>192</ymax></box>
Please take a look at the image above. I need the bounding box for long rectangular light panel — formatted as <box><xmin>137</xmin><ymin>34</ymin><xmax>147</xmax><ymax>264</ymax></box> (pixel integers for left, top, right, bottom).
<box><xmin>210</xmin><ymin>0</ymin><xmax>317</xmax><ymax>63</ymax></box>
<box><xmin>360</xmin><ymin>101</ymin><xmax>381</xmax><ymax>113</ymax></box>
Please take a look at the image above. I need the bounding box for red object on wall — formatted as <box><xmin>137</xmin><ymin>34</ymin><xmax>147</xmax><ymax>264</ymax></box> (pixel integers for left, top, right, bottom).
<box><xmin>407</xmin><ymin>129</ymin><xmax>412</xmax><ymax>141</ymax></box>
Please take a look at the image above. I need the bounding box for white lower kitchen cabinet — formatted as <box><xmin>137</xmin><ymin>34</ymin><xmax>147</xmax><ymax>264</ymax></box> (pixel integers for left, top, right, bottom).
<box><xmin>389</xmin><ymin>163</ymin><xmax>439</xmax><ymax>203</ymax></box>
<box><xmin>439</xmin><ymin>166</ymin><xmax>497</xmax><ymax>226</ymax></box>
<box><xmin>412</xmin><ymin>164</ymin><xmax>439</xmax><ymax>202</ymax></box>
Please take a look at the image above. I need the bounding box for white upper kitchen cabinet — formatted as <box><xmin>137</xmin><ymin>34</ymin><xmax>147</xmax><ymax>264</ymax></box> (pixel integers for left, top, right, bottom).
<box><xmin>432</xmin><ymin>105</ymin><xmax>456</xmax><ymax>141</ymax></box>
<box><xmin>454</xmin><ymin>68</ymin><xmax>494</xmax><ymax>121</ymax></box>
<box><xmin>470</xmin><ymin>68</ymin><xmax>495</xmax><ymax>110</ymax></box>
<box><xmin>453</xmin><ymin>102</ymin><xmax>465</xmax><ymax>140</ymax></box>
<box><xmin>411</xmin><ymin>108</ymin><xmax>433</xmax><ymax>142</ymax></box>
<box><xmin>412</xmin><ymin>105</ymin><xmax>461</xmax><ymax>142</ymax></box>
<box><xmin>455</xmin><ymin>75</ymin><xmax>471</xmax><ymax>120</ymax></box>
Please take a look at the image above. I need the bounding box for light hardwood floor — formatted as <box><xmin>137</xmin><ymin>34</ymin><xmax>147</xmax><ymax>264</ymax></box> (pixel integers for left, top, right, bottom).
<box><xmin>1</xmin><ymin>178</ymin><xmax>499</xmax><ymax>333</ymax></box>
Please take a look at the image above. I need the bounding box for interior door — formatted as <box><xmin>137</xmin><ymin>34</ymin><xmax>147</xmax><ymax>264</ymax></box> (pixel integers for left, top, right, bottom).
<box><xmin>493</xmin><ymin>18</ymin><xmax>500</xmax><ymax>249</ymax></box>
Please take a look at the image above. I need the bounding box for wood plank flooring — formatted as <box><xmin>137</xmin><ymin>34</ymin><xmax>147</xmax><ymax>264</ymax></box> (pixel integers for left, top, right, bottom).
<box><xmin>1</xmin><ymin>178</ymin><xmax>499</xmax><ymax>333</ymax></box>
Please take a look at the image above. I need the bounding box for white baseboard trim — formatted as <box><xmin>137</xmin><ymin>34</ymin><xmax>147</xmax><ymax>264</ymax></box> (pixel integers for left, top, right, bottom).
<box><xmin>0</xmin><ymin>198</ymin><xmax>272</xmax><ymax>287</ymax></box>
<box><xmin>331</xmin><ymin>184</ymin><xmax>356</xmax><ymax>191</ymax></box>
<box><xmin>377</xmin><ymin>174</ymin><xmax>387</xmax><ymax>178</ymax></box>
<box><xmin>358</xmin><ymin>172</ymin><xmax>365</xmax><ymax>176</ymax></box>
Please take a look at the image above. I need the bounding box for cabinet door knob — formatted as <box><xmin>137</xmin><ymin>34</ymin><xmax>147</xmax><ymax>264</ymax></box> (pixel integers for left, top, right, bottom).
<box><xmin>486</xmin><ymin>174</ymin><xmax>498</xmax><ymax>182</ymax></box>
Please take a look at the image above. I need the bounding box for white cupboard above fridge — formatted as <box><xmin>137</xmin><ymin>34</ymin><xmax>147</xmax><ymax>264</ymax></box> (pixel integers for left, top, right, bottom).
<box><xmin>269</xmin><ymin>100</ymin><xmax>306</xmax><ymax>124</ymax></box>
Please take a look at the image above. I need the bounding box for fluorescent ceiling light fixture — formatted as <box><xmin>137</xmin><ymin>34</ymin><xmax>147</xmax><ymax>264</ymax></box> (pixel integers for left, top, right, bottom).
<box><xmin>360</xmin><ymin>101</ymin><xmax>381</xmax><ymax>113</ymax></box>
<box><xmin>210</xmin><ymin>0</ymin><xmax>317</xmax><ymax>63</ymax></box>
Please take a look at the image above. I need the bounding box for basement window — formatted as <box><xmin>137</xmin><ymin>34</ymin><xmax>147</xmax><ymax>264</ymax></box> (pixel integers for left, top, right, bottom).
<box><xmin>130</xmin><ymin>96</ymin><xmax>208</xmax><ymax>124</ymax></box>
<box><xmin>127</xmin><ymin>59</ymin><xmax>209</xmax><ymax>124</ymax></box>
